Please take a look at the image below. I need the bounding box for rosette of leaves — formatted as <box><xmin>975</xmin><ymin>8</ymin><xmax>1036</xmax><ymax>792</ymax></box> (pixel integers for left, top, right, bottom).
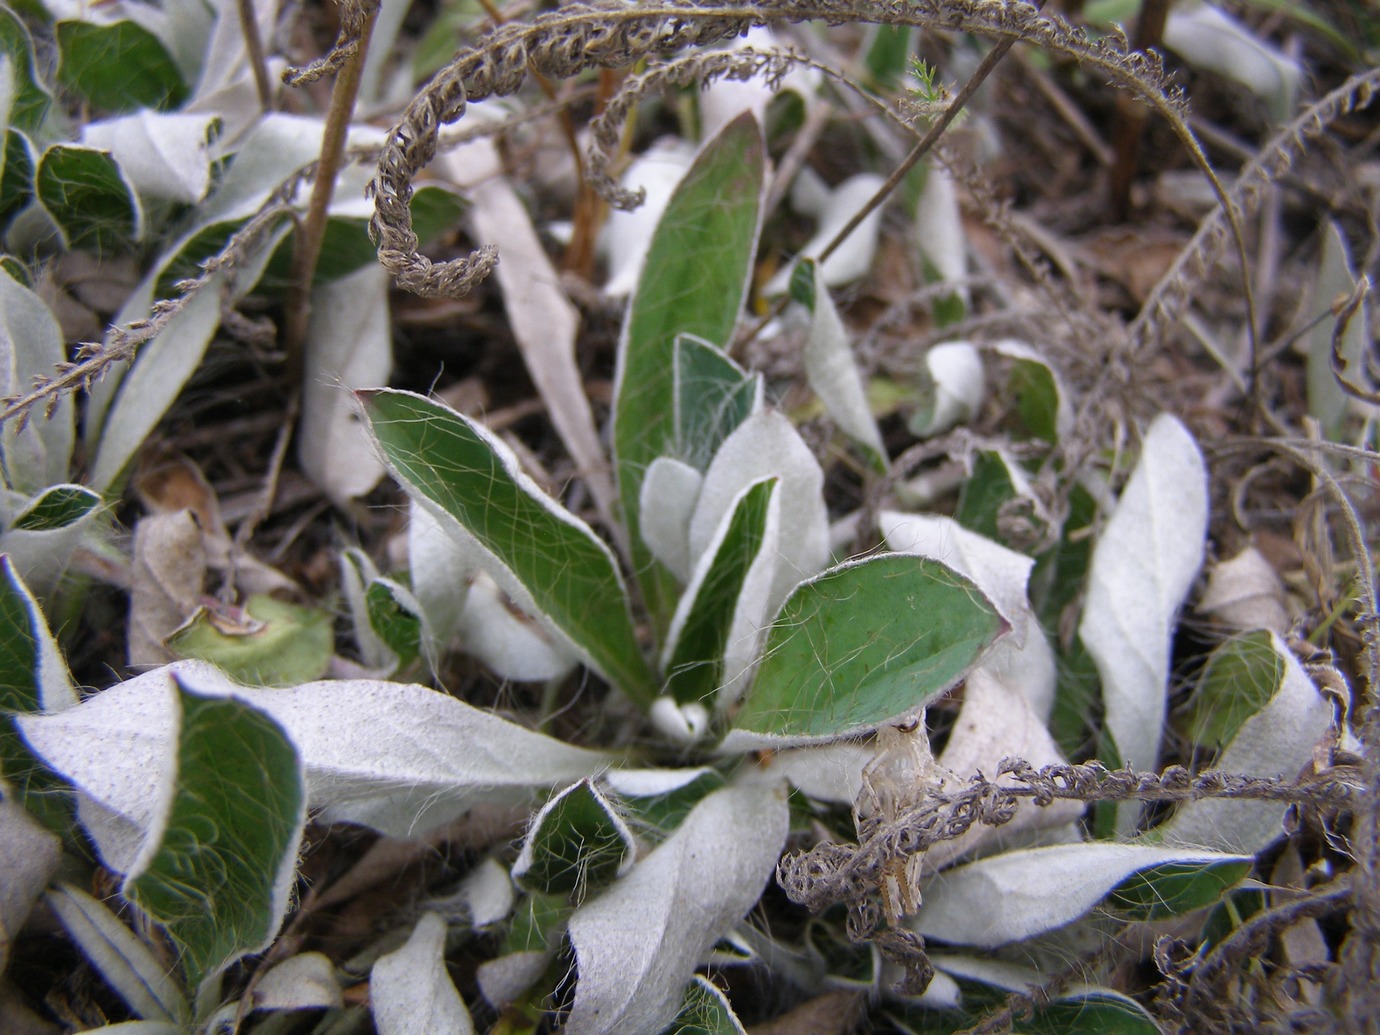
<box><xmin>3</xmin><ymin>112</ymin><xmax>1329</xmax><ymax>1035</ymax></box>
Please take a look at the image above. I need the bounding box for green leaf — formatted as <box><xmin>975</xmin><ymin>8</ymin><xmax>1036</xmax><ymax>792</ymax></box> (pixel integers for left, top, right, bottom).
<box><xmin>1030</xmin><ymin>480</ymin><xmax>1096</xmax><ymax>634</ymax></box>
<box><xmin>0</xmin><ymin>556</ymin><xmax>74</xmax><ymax>706</ymax></box>
<box><xmin>1008</xmin><ymin>356</ymin><xmax>1062</xmax><ymax>444</ymax></box>
<box><xmin>513</xmin><ymin>778</ymin><xmax>635</xmax><ymax>898</ymax></box>
<box><xmin>788</xmin><ymin>259</ymin><xmax>816</xmax><ymax>309</ymax></box>
<box><xmin>365</xmin><ymin>580</ymin><xmax>421</xmax><ymax>670</ymax></box>
<box><xmin>0</xmin><ymin>9</ymin><xmax>52</xmax><ymax>132</ymax></box>
<box><xmin>0</xmin><ymin>252</ymin><xmax>26</xmax><ymax>283</ymax></box>
<box><xmin>1014</xmin><ymin>992</ymin><xmax>1160</xmax><ymax>1035</ymax></box>
<box><xmin>1200</xmin><ymin>887</ymin><xmax>1265</xmax><ymax>951</ymax></box>
<box><xmin>662</xmin><ymin>478</ymin><xmax>776</xmax><ymax>707</ymax></box>
<box><xmin>124</xmin><ymin>678</ymin><xmax>305</xmax><ymax>990</ymax></box>
<box><xmin>0</xmin><ymin>555</ymin><xmax>75</xmax><ymax>828</ymax></box>
<box><xmin>806</xmin><ymin>913</ymin><xmax>877</xmax><ymax>987</ymax></box>
<box><xmin>1178</xmin><ymin>630</ymin><xmax>1284</xmax><ymax>752</ymax></box>
<box><xmin>154</xmin><ymin>218</ymin><xmax>247</xmax><ymax>298</ymax></box>
<box><xmin>504</xmin><ymin>891</ymin><xmax>571</xmax><ymax>956</ymax></box>
<box><xmin>10</xmin><ymin>483</ymin><xmax>100</xmax><ymax>530</ymax></box>
<box><xmin>36</xmin><ymin>144</ymin><xmax>140</xmax><ymax>251</ymax></box>
<box><xmin>361</xmin><ymin>388</ymin><xmax>656</xmax><ymax>703</ymax></box>
<box><xmin>0</xmin><ymin>130</ymin><xmax>34</xmax><ymax>230</ymax></box>
<box><xmin>1153</xmin><ymin>631</ymin><xmax>1331</xmax><ymax>855</ymax></box>
<box><xmin>726</xmin><ymin>554</ymin><xmax>1005</xmax><ymax>746</ymax></box>
<box><xmin>613</xmin><ymin>113</ymin><xmax>764</xmax><ymax>624</ymax></box>
<box><xmin>1106</xmin><ymin>859</ymin><xmax>1253</xmax><ymax>921</ymax></box>
<box><xmin>663</xmin><ymin>975</ymin><xmax>746</xmax><ymax>1035</ymax></box>
<box><xmin>864</xmin><ymin>24</ymin><xmax>915</xmax><ymax>89</ymax></box>
<box><xmin>673</xmin><ymin>335</ymin><xmax>759</xmax><ymax>471</ymax></box>
<box><xmin>56</xmin><ymin>20</ymin><xmax>188</xmax><ymax>113</ymax></box>
<box><xmin>605</xmin><ymin>767</ymin><xmax>727</xmax><ymax>840</ymax></box>
<box><xmin>0</xmin><ymin>556</ymin><xmax>49</xmax><ymax>715</ymax></box>
<box><xmin>954</xmin><ymin>450</ymin><xmax>1018</xmax><ymax>543</ymax></box>
<box><xmin>165</xmin><ymin>594</ymin><xmax>334</xmax><ymax>688</ymax></box>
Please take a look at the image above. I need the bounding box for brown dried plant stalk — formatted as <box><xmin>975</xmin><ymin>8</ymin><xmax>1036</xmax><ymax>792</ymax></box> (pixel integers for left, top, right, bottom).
<box><xmin>367</xmin><ymin>0</ymin><xmax>1230</xmax><ymax>299</ymax></box>
<box><xmin>775</xmin><ymin>758</ymin><xmax>1358</xmax><ymax>925</ymax></box>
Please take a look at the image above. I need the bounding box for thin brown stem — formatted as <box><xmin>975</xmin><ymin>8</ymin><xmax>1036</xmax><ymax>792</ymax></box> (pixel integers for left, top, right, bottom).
<box><xmin>813</xmin><ymin>7</ymin><xmax>1038</xmax><ymax>270</ymax></box>
<box><xmin>282</xmin><ymin>0</ymin><xmax>379</xmax><ymax>382</ymax></box>
<box><xmin>236</xmin><ymin>0</ymin><xmax>274</xmax><ymax>113</ymax></box>
<box><xmin>1106</xmin><ymin>0</ymin><xmax>1168</xmax><ymax>221</ymax></box>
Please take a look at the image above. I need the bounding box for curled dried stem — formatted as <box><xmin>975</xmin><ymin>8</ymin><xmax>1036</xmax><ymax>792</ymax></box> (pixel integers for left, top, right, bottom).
<box><xmin>369</xmin><ymin>0</ymin><xmax>1217</xmax><ymax>299</ymax></box>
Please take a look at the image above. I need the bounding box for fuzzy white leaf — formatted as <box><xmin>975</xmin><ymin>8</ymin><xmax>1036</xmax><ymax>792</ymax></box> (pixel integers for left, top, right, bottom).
<box><xmin>442</xmin><ymin>130</ymin><xmax>617</xmax><ymax>532</ymax></box>
<box><xmin>698</xmin><ymin>28</ymin><xmax>819</xmax><ymax>141</ymax></box>
<box><xmin>969</xmin><ymin>621</ymin><xmax>1057</xmax><ymax>723</ymax></box>
<box><xmin>407</xmin><ymin>500</ymin><xmax>471</xmax><ymax>666</ymax></box>
<box><xmin>356</xmin><ymin>0</ymin><xmax>411</xmax><ymax>105</ymax></box>
<box><xmin>1079</xmin><ymin>414</ymin><xmax>1206</xmax><ymax>784</ymax></box>
<box><xmin>86</xmin><ymin>283</ymin><xmax>216</xmax><ymax>492</ymax></box>
<box><xmin>185</xmin><ymin>0</ymin><xmax>282</xmax><ymax>136</ymax></box>
<box><xmin>82</xmin><ymin>112</ymin><xmax>216</xmax><ymax>205</ymax></box>
<box><xmin>931</xmin><ymin>955</ymin><xmax>1154</xmax><ymax>1023</ymax></box>
<box><xmin>372</xmin><ymin>913</ymin><xmax>474</xmax><ymax>1035</ymax></box>
<box><xmin>298</xmin><ymin>263</ymin><xmax>390</xmax><ymax>503</ymax></box>
<box><xmin>911</xmin><ymin>843</ymin><xmax>1247</xmax><ymax>949</ymax></box>
<box><xmin>740</xmin><ymin>741</ymin><xmax>872</xmax><ymax>805</ymax></box>
<box><xmin>1198</xmin><ymin>546</ymin><xmax>1290</xmax><ymax>635</ymax></box>
<box><xmin>128</xmin><ymin>510</ymin><xmax>205</xmax><ymax>670</ymax></box>
<box><xmin>927</xmin><ymin>668</ymin><xmax>1084</xmax><ymax>871</ymax></box>
<box><xmin>1305</xmin><ymin>221</ymin><xmax>1374</xmax><ymax>436</ymax></box>
<box><xmin>477</xmin><ymin>951</ymin><xmax>550</xmax><ymax>1009</ymax></box>
<box><xmin>0</xmin><ymin>798</ymin><xmax>61</xmax><ymax>973</ymax></box>
<box><xmin>458</xmin><ymin>572</ymin><xmax>580</xmax><ymax>683</ymax></box>
<box><xmin>649</xmin><ymin>697</ymin><xmax>712</xmax><ymax>745</ymax></box>
<box><xmin>254</xmin><ymin>952</ymin><xmax>342</xmax><ymax>1011</ymax></box>
<box><xmin>565</xmin><ymin>782</ymin><xmax>789</xmax><ymax>1035</ymax></box>
<box><xmin>82</xmin><ymin>116</ymin><xmax>315</xmax><ymax>448</ymax></box>
<box><xmin>914</xmin><ymin>164</ymin><xmax>967</xmax><ymax>301</ymax></box>
<box><xmin>0</xmin><ymin>55</ymin><xmax>14</xmax><ymax>131</ymax></box>
<box><xmin>913</xmin><ymin>341</ymin><xmax>985</xmax><ymax>436</ymax></box>
<box><xmin>639</xmin><ymin>456</ymin><xmax>704</xmax><ymax>582</ymax></box>
<box><xmin>1157</xmin><ymin>634</ymin><xmax>1332</xmax><ymax>854</ymax></box>
<box><xmin>340</xmin><ymin>548</ymin><xmax>390</xmax><ymax>671</ymax></box>
<box><xmin>798</xmin><ymin>263</ymin><xmax>886</xmax><ymax>463</ymax></box>
<box><xmin>198</xmin><ymin>113</ymin><xmax>325</xmax><ymax>221</ymax></box>
<box><xmin>767</xmin><ymin>173</ymin><xmax>886</xmax><ymax>293</ymax></box>
<box><xmin>602</xmin><ymin>766</ymin><xmax>719</xmax><ymax>797</ymax></box>
<box><xmin>17</xmin><ymin>661</ymin><xmax>615</xmax><ymax>849</ymax></box>
<box><xmin>883</xmin><ymin>507</ymin><xmax>1054</xmax><ymax>717</ymax></box>
<box><xmin>599</xmin><ymin>138</ymin><xmax>695</xmax><ymax>298</ymax></box>
<box><xmin>0</xmin><ymin>270</ymin><xmax>73</xmax><ymax>494</ymax></box>
<box><xmin>1164</xmin><ymin>1</ymin><xmax>1301</xmax><ymax>122</ymax></box>
<box><xmin>46</xmin><ymin>884</ymin><xmax>189</xmax><ymax>1023</ymax></box>
<box><xmin>690</xmin><ymin>410</ymin><xmax>827</xmax><ymax>613</ymax></box>
<box><xmin>453</xmin><ymin>857</ymin><xmax>515</xmax><ymax>929</ymax></box>
<box><xmin>0</xmin><ymin>485</ymin><xmax>103</xmax><ymax>599</ymax></box>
